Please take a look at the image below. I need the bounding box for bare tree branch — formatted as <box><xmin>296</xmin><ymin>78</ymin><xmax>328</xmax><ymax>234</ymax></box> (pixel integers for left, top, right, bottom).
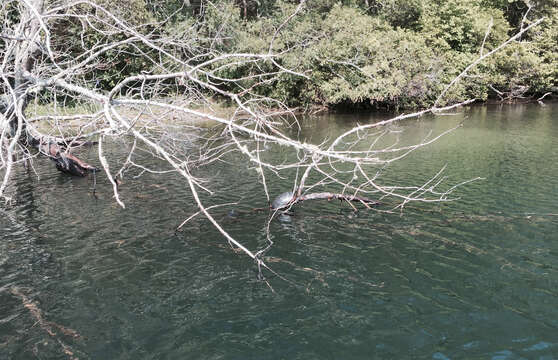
<box><xmin>0</xmin><ymin>0</ymin><xmax>546</xmax><ymax>279</ymax></box>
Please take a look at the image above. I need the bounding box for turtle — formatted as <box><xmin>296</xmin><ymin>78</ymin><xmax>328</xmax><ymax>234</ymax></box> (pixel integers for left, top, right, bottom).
<box><xmin>271</xmin><ymin>191</ymin><xmax>294</xmax><ymax>210</ymax></box>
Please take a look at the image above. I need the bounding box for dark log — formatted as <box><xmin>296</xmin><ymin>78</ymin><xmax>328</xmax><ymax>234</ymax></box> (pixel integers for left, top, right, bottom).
<box><xmin>2</xmin><ymin>0</ymin><xmax>97</xmax><ymax>179</ymax></box>
<box><xmin>39</xmin><ymin>141</ymin><xmax>98</xmax><ymax>177</ymax></box>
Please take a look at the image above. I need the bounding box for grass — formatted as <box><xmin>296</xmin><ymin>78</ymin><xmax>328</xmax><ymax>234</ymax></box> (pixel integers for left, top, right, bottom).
<box><xmin>24</xmin><ymin>96</ymin><xmax>240</xmax><ymax>136</ymax></box>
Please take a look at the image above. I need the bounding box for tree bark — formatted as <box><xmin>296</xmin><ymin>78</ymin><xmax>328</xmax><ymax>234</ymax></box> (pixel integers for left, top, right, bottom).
<box><xmin>39</xmin><ymin>141</ymin><xmax>98</xmax><ymax>176</ymax></box>
<box><xmin>5</xmin><ymin>0</ymin><xmax>97</xmax><ymax>176</ymax></box>
<box><xmin>273</xmin><ymin>192</ymin><xmax>381</xmax><ymax>211</ymax></box>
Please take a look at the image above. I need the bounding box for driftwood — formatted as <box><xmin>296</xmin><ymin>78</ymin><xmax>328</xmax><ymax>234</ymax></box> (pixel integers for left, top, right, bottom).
<box><xmin>176</xmin><ymin>192</ymin><xmax>380</xmax><ymax>233</ymax></box>
<box><xmin>276</xmin><ymin>192</ymin><xmax>381</xmax><ymax>211</ymax></box>
<box><xmin>38</xmin><ymin>141</ymin><xmax>98</xmax><ymax>176</ymax></box>
<box><xmin>1</xmin><ymin>92</ymin><xmax>97</xmax><ymax>177</ymax></box>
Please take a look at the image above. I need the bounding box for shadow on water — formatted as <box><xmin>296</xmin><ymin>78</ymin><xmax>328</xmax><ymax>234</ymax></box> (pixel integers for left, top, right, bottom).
<box><xmin>1</xmin><ymin>103</ymin><xmax>558</xmax><ymax>359</ymax></box>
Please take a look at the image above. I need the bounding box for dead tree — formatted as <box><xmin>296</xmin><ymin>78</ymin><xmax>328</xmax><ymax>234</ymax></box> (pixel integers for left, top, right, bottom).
<box><xmin>0</xmin><ymin>0</ymin><xmax>97</xmax><ymax>181</ymax></box>
<box><xmin>0</xmin><ymin>0</ymin><xmax>544</xmax><ymax>273</ymax></box>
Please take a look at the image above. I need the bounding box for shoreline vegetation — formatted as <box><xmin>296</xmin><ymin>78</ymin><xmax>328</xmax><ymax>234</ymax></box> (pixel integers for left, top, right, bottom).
<box><xmin>26</xmin><ymin>95</ymin><xmax>556</xmax><ymax>136</ymax></box>
<box><xmin>16</xmin><ymin>0</ymin><xmax>556</xmax><ymax>135</ymax></box>
<box><xmin>41</xmin><ymin>0</ymin><xmax>556</xmax><ymax>112</ymax></box>
<box><xmin>11</xmin><ymin>0</ymin><xmax>557</xmax><ymax>135</ymax></box>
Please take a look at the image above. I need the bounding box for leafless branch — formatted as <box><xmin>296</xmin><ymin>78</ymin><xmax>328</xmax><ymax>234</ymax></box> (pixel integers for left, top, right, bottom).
<box><xmin>0</xmin><ymin>0</ymin><xmax>546</xmax><ymax>280</ymax></box>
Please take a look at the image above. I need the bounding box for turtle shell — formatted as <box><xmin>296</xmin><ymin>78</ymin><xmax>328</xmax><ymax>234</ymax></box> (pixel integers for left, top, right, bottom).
<box><xmin>271</xmin><ymin>191</ymin><xmax>294</xmax><ymax>209</ymax></box>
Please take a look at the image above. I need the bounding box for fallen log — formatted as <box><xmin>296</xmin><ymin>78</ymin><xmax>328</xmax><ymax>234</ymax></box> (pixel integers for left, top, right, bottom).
<box><xmin>39</xmin><ymin>141</ymin><xmax>98</xmax><ymax>176</ymax></box>
<box><xmin>272</xmin><ymin>191</ymin><xmax>381</xmax><ymax>211</ymax></box>
<box><xmin>296</xmin><ymin>192</ymin><xmax>380</xmax><ymax>209</ymax></box>
<box><xmin>298</xmin><ymin>192</ymin><xmax>380</xmax><ymax>206</ymax></box>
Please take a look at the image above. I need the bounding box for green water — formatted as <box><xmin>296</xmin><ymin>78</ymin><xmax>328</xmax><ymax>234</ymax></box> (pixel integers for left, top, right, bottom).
<box><xmin>1</xmin><ymin>103</ymin><xmax>557</xmax><ymax>359</ymax></box>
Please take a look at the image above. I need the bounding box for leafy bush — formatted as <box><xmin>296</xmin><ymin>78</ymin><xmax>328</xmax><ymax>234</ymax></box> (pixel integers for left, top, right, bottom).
<box><xmin>39</xmin><ymin>0</ymin><xmax>558</xmax><ymax>109</ymax></box>
<box><xmin>420</xmin><ymin>0</ymin><xmax>510</xmax><ymax>52</ymax></box>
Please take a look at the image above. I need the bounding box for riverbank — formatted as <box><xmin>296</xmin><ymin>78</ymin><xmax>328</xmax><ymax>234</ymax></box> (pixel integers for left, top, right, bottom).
<box><xmin>24</xmin><ymin>93</ymin><xmax>556</xmax><ymax>138</ymax></box>
<box><xmin>25</xmin><ymin>98</ymin><xmax>238</xmax><ymax>136</ymax></box>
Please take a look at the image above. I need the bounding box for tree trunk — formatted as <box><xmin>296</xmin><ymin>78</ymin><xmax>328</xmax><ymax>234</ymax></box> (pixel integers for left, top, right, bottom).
<box><xmin>6</xmin><ymin>0</ymin><xmax>97</xmax><ymax>176</ymax></box>
<box><xmin>10</xmin><ymin>0</ymin><xmax>44</xmax><ymax>140</ymax></box>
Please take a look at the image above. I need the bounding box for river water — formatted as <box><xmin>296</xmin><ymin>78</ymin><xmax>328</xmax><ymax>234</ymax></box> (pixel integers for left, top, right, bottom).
<box><xmin>1</xmin><ymin>103</ymin><xmax>557</xmax><ymax>359</ymax></box>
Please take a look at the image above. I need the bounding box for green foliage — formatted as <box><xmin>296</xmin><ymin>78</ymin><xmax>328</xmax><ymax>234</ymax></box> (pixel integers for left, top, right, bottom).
<box><xmin>48</xmin><ymin>0</ymin><xmax>156</xmax><ymax>89</ymax></box>
<box><xmin>96</xmin><ymin>0</ymin><xmax>153</xmax><ymax>24</ymax></box>
<box><xmin>308</xmin><ymin>6</ymin><xmax>437</xmax><ymax>108</ymax></box>
<box><xmin>420</xmin><ymin>0</ymin><xmax>510</xmax><ymax>52</ymax></box>
<box><xmin>482</xmin><ymin>43</ymin><xmax>542</xmax><ymax>93</ymax></box>
<box><xmin>531</xmin><ymin>8</ymin><xmax>558</xmax><ymax>91</ymax></box>
<box><xmin>38</xmin><ymin>0</ymin><xmax>557</xmax><ymax>109</ymax></box>
<box><xmin>378</xmin><ymin>0</ymin><xmax>423</xmax><ymax>30</ymax></box>
<box><xmin>201</xmin><ymin>0</ymin><xmax>556</xmax><ymax>108</ymax></box>
<box><xmin>198</xmin><ymin>1</ymin><xmax>244</xmax><ymax>51</ymax></box>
